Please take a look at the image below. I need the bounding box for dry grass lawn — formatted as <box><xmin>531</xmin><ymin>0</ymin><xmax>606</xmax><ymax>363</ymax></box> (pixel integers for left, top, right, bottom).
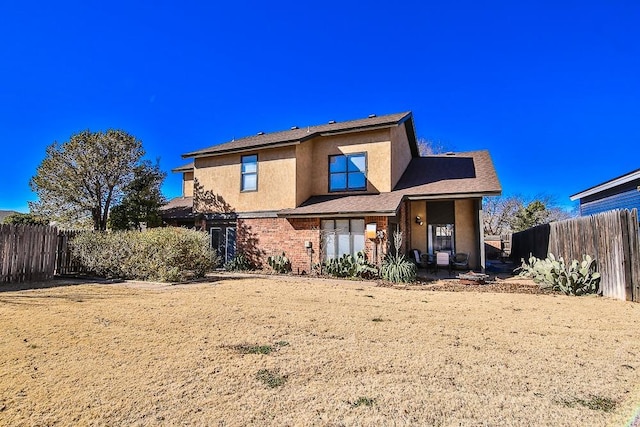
<box><xmin>1</xmin><ymin>275</ymin><xmax>639</xmax><ymax>426</ymax></box>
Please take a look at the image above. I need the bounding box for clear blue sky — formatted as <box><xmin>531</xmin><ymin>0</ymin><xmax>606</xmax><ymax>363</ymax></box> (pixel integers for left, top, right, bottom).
<box><xmin>1</xmin><ymin>1</ymin><xmax>638</xmax><ymax>212</ymax></box>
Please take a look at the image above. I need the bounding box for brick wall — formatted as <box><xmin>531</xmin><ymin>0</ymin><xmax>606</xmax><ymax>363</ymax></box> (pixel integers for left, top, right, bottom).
<box><xmin>364</xmin><ymin>216</ymin><xmax>389</xmax><ymax>265</ymax></box>
<box><xmin>398</xmin><ymin>201</ymin><xmax>409</xmax><ymax>254</ymax></box>
<box><xmin>237</xmin><ymin>217</ymin><xmax>320</xmax><ymax>274</ymax></box>
<box><xmin>237</xmin><ymin>216</ymin><xmax>391</xmax><ymax>274</ymax></box>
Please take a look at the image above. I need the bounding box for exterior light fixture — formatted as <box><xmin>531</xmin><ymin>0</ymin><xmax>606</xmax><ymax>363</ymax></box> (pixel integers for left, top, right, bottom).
<box><xmin>415</xmin><ymin>216</ymin><xmax>423</xmax><ymax>226</ymax></box>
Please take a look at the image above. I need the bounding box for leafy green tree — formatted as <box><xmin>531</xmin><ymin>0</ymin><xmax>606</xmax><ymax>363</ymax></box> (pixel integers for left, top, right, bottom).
<box><xmin>30</xmin><ymin>129</ymin><xmax>144</xmax><ymax>230</ymax></box>
<box><xmin>2</xmin><ymin>212</ymin><xmax>49</xmax><ymax>225</ymax></box>
<box><xmin>108</xmin><ymin>160</ymin><xmax>166</xmax><ymax>231</ymax></box>
<box><xmin>512</xmin><ymin>200</ymin><xmax>549</xmax><ymax>232</ymax></box>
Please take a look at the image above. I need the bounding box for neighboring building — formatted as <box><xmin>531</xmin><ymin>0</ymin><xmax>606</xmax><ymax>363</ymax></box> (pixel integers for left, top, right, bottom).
<box><xmin>570</xmin><ymin>168</ymin><xmax>640</xmax><ymax>219</ymax></box>
<box><xmin>161</xmin><ymin>112</ymin><xmax>501</xmax><ymax>272</ymax></box>
<box><xmin>0</xmin><ymin>210</ymin><xmax>19</xmax><ymax>223</ymax></box>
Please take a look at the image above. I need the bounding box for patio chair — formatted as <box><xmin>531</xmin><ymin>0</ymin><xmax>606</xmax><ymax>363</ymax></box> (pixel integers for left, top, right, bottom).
<box><xmin>411</xmin><ymin>249</ymin><xmax>422</xmax><ymax>266</ymax></box>
<box><xmin>435</xmin><ymin>251</ymin><xmax>451</xmax><ymax>274</ymax></box>
<box><xmin>450</xmin><ymin>252</ymin><xmax>470</xmax><ymax>271</ymax></box>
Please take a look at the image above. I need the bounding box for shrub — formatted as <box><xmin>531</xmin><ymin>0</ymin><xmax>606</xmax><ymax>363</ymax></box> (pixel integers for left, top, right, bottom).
<box><xmin>70</xmin><ymin>227</ymin><xmax>218</xmax><ymax>282</ymax></box>
<box><xmin>267</xmin><ymin>252</ymin><xmax>291</xmax><ymax>274</ymax></box>
<box><xmin>224</xmin><ymin>252</ymin><xmax>254</xmax><ymax>271</ymax></box>
<box><xmin>380</xmin><ymin>253</ymin><xmax>416</xmax><ymax>283</ymax></box>
<box><xmin>323</xmin><ymin>252</ymin><xmax>378</xmax><ymax>279</ymax></box>
<box><xmin>517</xmin><ymin>253</ymin><xmax>600</xmax><ymax>295</ymax></box>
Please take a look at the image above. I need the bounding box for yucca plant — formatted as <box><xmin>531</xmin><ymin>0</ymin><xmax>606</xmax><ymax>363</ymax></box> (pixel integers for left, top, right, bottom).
<box><xmin>380</xmin><ymin>253</ymin><xmax>416</xmax><ymax>283</ymax></box>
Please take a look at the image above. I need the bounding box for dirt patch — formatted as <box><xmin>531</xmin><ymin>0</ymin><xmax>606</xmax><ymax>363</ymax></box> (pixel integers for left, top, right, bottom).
<box><xmin>0</xmin><ymin>276</ymin><xmax>639</xmax><ymax>426</ymax></box>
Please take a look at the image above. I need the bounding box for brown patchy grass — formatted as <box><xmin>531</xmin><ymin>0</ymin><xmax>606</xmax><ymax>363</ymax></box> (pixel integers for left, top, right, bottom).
<box><xmin>1</xmin><ymin>276</ymin><xmax>639</xmax><ymax>426</ymax></box>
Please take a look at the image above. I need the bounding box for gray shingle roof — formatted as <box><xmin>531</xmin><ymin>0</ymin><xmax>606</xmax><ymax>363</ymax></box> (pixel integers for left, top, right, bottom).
<box><xmin>182</xmin><ymin>111</ymin><xmax>415</xmax><ymax>158</ymax></box>
<box><xmin>278</xmin><ymin>193</ymin><xmax>405</xmax><ymax>217</ymax></box>
<box><xmin>172</xmin><ymin>162</ymin><xmax>194</xmax><ymax>173</ymax></box>
<box><xmin>278</xmin><ymin>151</ymin><xmax>501</xmax><ymax>217</ymax></box>
<box><xmin>159</xmin><ymin>197</ymin><xmax>194</xmax><ymax>219</ymax></box>
<box><xmin>394</xmin><ymin>150</ymin><xmax>501</xmax><ymax>197</ymax></box>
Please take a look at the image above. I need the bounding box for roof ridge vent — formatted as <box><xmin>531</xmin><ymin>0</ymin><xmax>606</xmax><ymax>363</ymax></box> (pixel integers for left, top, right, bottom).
<box><xmin>368</xmin><ymin>114</ymin><xmax>376</xmax><ymax>118</ymax></box>
<box><xmin>257</xmin><ymin>131</ymin><xmax>265</xmax><ymax>135</ymax></box>
<box><xmin>291</xmin><ymin>126</ymin><xmax>299</xmax><ymax>130</ymax></box>
<box><xmin>445</xmin><ymin>152</ymin><xmax>455</xmax><ymax>156</ymax></box>
<box><xmin>328</xmin><ymin>120</ymin><xmax>336</xmax><ymax>124</ymax></box>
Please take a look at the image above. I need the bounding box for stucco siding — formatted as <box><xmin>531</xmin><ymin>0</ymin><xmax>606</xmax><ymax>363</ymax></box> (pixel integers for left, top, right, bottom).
<box><xmin>194</xmin><ymin>146</ymin><xmax>297</xmax><ymax>212</ymax></box>
<box><xmin>454</xmin><ymin>199</ymin><xmax>478</xmax><ymax>269</ymax></box>
<box><xmin>295</xmin><ymin>142</ymin><xmax>314</xmax><ymax>206</ymax></box>
<box><xmin>309</xmin><ymin>129</ymin><xmax>392</xmax><ymax>195</ymax></box>
<box><xmin>390</xmin><ymin>123</ymin><xmax>413</xmax><ymax>189</ymax></box>
<box><xmin>183</xmin><ymin>171</ymin><xmax>194</xmax><ymax>197</ymax></box>
<box><xmin>409</xmin><ymin>201</ymin><xmax>428</xmax><ymax>252</ymax></box>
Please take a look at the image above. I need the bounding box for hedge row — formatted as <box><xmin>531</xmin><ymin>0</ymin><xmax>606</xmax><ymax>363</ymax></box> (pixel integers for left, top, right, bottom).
<box><xmin>70</xmin><ymin>228</ymin><xmax>218</xmax><ymax>282</ymax></box>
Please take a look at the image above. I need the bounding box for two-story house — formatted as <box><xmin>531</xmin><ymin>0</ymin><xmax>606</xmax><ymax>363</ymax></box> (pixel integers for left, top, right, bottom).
<box><xmin>161</xmin><ymin>111</ymin><xmax>501</xmax><ymax>273</ymax></box>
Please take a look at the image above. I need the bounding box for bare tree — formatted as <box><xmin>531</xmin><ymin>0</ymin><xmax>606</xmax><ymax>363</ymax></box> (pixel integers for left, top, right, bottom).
<box><xmin>483</xmin><ymin>195</ymin><xmax>523</xmax><ymax>235</ymax></box>
<box><xmin>483</xmin><ymin>194</ymin><xmax>574</xmax><ymax>235</ymax></box>
<box><xmin>416</xmin><ymin>137</ymin><xmax>449</xmax><ymax>156</ymax></box>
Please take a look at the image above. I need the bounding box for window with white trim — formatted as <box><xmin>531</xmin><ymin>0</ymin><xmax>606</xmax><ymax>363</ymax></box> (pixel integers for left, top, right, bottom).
<box><xmin>321</xmin><ymin>219</ymin><xmax>365</xmax><ymax>260</ymax></box>
<box><xmin>241</xmin><ymin>154</ymin><xmax>257</xmax><ymax>191</ymax></box>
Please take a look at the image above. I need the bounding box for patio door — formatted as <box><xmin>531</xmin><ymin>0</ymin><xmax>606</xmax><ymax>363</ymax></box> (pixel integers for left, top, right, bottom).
<box><xmin>210</xmin><ymin>225</ymin><xmax>237</xmax><ymax>265</ymax></box>
<box><xmin>225</xmin><ymin>227</ymin><xmax>236</xmax><ymax>262</ymax></box>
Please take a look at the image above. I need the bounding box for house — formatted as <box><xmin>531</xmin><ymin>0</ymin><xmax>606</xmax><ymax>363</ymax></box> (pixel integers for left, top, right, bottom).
<box><xmin>570</xmin><ymin>168</ymin><xmax>640</xmax><ymax>220</ymax></box>
<box><xmin>161</xmin><ymin>112</ymin><xmax>501</xmax><ymax>273</ymax></box>
<box><xmin>0</xmin><ymin>210</ymin><xmax>19</xmax><ymax>223</ymax></box>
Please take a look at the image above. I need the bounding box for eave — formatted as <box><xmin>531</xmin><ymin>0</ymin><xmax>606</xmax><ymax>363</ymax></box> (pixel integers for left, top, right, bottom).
<box><xmin>570</xmin><ymin>168</ymin><xmax>640</xmax><ymax>201</ymax></box>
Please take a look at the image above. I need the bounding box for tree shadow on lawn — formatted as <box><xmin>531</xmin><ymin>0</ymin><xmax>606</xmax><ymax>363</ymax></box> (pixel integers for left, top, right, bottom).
<box><xmin>0</xmin><ymin>273</ymin><xmax>250</xmax><ymax>294</ymax></box>
<box><xmin>0</xmin><ymin>275</ymin><xmax>124</xmax><ymax>293</ymax></box>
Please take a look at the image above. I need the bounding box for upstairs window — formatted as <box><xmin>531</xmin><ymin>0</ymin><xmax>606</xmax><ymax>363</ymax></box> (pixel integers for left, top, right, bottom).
<box><xmin>241</xmin><ymin>154</ymin><xmax>258</xmax><ymax>191</ymax></box>
<box><xmin>329</xmin><ymin>153</ymin><xmax>366</xmax><ymax>192</ymax></box>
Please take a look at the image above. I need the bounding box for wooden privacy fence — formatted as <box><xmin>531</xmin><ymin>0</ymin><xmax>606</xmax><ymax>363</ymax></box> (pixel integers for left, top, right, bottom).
<box><xmin>0</xmin><ymin>224</ymin><xmax>58</xmax><ymax>283</ymax></box>
<box><xmin>55</xmin><ymin>230</ymin><xmax>88</xmax><ymax>275</ymax></box>
<box><xmin>511</xmin><ymin>209</ymin><xmax>640</xmax><ymax>302</ymax></box>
